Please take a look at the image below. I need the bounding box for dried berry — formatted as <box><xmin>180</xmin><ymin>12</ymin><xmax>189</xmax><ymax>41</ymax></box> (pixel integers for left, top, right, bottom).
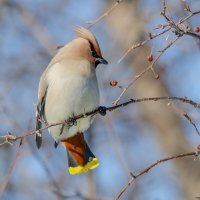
<box><xmin>155</xmin><ymin>74</ymin><xmax>160</xmax><ymax>80</ymax></box>
<box><xmin>147</xmin><ymin>54</ymin><xmax>153</xmax><ymax>62</ymax></box>
<box><xmin>194</xmin><ymin>27</ymin><xmax>200</xmax><ymax>33</ymax></box>
<box><xmin>110</xmin><ymin>80</ymin><xmax>118</xmax><ymax>87</ymax></box>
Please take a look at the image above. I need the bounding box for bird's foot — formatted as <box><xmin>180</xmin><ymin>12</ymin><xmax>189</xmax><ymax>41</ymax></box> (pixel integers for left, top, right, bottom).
<box><xmin>67</xmin><ymin>117</ymin><xmax>77</xmax><ymax>127</ymax></box>
<box><xmin>98</xmin><ymin>106</ymin><xmax>107</xmax><ymax>116</ymax></box>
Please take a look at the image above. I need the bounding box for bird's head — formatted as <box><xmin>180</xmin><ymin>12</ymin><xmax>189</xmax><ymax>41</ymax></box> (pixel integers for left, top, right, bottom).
<box><xmin>73</xmin><ymin>26</ymin><xmax>108</xmax><ymax>68</ymax></box>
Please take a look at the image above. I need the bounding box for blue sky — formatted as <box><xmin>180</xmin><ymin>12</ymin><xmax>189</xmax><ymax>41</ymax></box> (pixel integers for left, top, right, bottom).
<box><xmin>0</xmin><ymin>0</ymin><xmax>200</xmax><ymax>199</ymax></box>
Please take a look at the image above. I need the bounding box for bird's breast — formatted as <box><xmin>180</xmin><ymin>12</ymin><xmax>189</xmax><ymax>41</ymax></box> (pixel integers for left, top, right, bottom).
<box><xmin>44</xmin><ymin>62</ymin><xmax>99</xmax><ymax>140</ymax></box>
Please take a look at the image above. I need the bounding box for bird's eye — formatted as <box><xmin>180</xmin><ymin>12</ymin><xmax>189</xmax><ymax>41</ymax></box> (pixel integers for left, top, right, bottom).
<box><xmin>90</xmin><ymin>42</ymin><xmax>98</xmax><ymax>58</ymax></box>
<box><xmin>91</xmin><ymin>50</ymin><xmax>97</xmax><ymax>57</ymax></box>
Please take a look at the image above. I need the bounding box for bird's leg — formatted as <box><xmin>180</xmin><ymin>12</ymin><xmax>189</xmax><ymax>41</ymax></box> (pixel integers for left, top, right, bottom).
<box><xmin>98</xmin><ymin>106</ymin><xmax>107</xmax><ymax>116</ymax></box>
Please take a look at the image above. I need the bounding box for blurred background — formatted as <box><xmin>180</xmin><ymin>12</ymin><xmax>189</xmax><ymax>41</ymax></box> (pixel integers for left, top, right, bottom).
<box><xmin>0</xmin><ymin>0</ymin><xmax>200</xmax><ymax>199</ymax></box>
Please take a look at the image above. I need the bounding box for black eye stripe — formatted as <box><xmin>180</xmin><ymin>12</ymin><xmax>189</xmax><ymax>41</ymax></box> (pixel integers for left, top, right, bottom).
<box><xmin>89</xmin><ymin>42</ymin><xmax>98</xmax><ymax>57</ymax></box>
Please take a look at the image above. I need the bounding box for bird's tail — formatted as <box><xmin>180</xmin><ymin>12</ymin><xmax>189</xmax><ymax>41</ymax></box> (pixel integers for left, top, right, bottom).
<box><xmin>62</xmin><ymin>132</ymin><xmax>99</xmax><ymax>175</ymax></box>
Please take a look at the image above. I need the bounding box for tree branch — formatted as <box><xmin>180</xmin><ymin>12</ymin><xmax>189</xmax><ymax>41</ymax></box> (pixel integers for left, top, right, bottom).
<box><xmin>116</xmin><ymin>151</ymin><xmax>200</xmax><ymax>200</ymax></box>
<box><xmin>114</xmin><ymin>37</ymin><xmax>179</xmax><ymax>105</ymax></box>
<box><xmin>1</xmin><ymin>96</ymin><xmax>200</xmax><ymax>147</ymax></box>
<box><xmin>118</xmin><ymin>1</ymin><xmax>200</xmax><ymax>63</ymax></box>
<box><xmin>86</xmin><ymin>0</ymin><xmax>124</xmax><ymax>29</ymax></box>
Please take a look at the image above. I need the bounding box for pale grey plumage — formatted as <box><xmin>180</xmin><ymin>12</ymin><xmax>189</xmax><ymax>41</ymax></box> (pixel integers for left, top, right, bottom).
<box><xmin>35</xmin><ymin>27</ymin><xmax>107</xmax><ymax>148</ymax></box>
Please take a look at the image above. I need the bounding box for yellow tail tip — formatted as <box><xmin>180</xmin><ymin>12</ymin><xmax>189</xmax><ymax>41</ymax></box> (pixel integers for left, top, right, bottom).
<box><xmin>68</xmin><ymin>158</ymin><xmax>99</xmax><ymax>175</ymax></box>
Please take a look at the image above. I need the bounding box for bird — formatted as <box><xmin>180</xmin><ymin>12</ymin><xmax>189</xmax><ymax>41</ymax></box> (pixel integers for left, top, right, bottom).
<box><xmin>35</xmin><ymin>27</ymin><xmax>108</xmax><ymax>175</ymax></box>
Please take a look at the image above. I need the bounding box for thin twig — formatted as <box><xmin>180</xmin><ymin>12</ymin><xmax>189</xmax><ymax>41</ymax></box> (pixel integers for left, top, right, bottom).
<box><xmin>0</xmin><ymin>119</ymin><xmax>33</xmax><ymax>197</ymax></box>
<box><xmin>118</xmin><ymin>1</ymin><xmax>200</xmax><ymax>63</ymax></box>
<box><xmin>114</xmin><ymin>37</ymin><xmax>179</xmax><ymax>105</ymax></box>
<box><xmin>115</xmin><ymin>2</ymin><xmax>200</xmax><ymax>105</ymax></box>
<box><xmin>161</xmin><ymin>1</ymin><xmax>200</xmax><ymax>40</ymax></box>
<box><xmin>118</xmin><ymin>28</ymin><xmax>170</xmax><ymax>63</ymax></box>
<box><xmin>0</xmin><ymin>147</ymin><xmax>21</xmax><ymax>196</ymax></box>
<box><xmin>185</xmin><ymin>31</ymin><xmax>200</xmax><ymax>40</ymax></box>
<box><xmin>1</xmin><ymin>96</ymin><xmax>200</xmax><ymax>147</ymax></box>
<box><xmin>4</xmin><ymin>1</ymin><xmax>56</xmax><ymax>55</ymax></box>
<box><xmin>52</xmin><ymin>190</ymin><xmax>112</xmax><ymax>200</ymax></box>
<box><xmin>183</xmin><ymin>113</ymin><xmax>200</xmax><ymax>136</ymax></box>
<box><xmin>116</xmin><ymin>151</ymin><xmax>200</xmax><ymax>200</ymax></box>
<box><xmin>87</xmin><ymin>0</ymin><xmax>124</xmax><ymax>29</ymax></box>
<box><xmin>115</xmin><ymin>2</ymin><xmax>200</xmax><ymax>106</ymax></box>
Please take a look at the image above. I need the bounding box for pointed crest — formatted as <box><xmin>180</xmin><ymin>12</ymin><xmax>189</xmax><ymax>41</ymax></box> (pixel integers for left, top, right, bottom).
<box><xmin>74</xmin><ymin>26</ymin><xmax>102</xmax><ymax>57</ymax></box>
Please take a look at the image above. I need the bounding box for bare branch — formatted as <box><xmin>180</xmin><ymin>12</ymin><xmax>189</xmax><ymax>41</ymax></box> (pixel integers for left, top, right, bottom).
<box><xmin>114</xmin><ymin>37</ymin><xmax>179</xmax><ymax>105</ymax></box>
<box><xmin>118</xmin><ymin>28</ymin><xmax>170</xmax><ymax>63</ymax></box>
<box><xmin>116</xmin><ymin>151</ymin><xmax>200</xmax><ymax>200</ymax></box>
<box><xmin>118</xmin><ymin>1</ymin><xmax>200</xmax><ymax>63</ymax></box>
<box><xmin>0</xmin><ymin>147</ymin><xmax>22</xmax><ymax>196</ymax></box>
<box><xmin>87</xmin><ymin>0</ymin><xmax>124</xmax><ymax>29</ymax></box>
<box><xmin>161</xmin><ymin>1</ymin><xmax>200</xmax><ymax>40</ymax></box>
<box><xmin>183</xmin><ymin>113</ymin><xmax>200</xmax><ymax>136</ymax></box>
<box><xmin>1</xmin><ymin>96</ymin><xmax>200</xmax><ymax>147</ymax></box>
<box><xmin>4</xmin><ymin>0</ymin><xmax>56</xmax><ymax>55</ymax></box>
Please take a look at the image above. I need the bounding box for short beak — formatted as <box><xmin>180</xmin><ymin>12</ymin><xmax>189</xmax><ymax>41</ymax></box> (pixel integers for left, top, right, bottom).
<box><xmin>96</xmin><ymin>57</ymin><xmax>108</xmax><ymax>65</ymax></box>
